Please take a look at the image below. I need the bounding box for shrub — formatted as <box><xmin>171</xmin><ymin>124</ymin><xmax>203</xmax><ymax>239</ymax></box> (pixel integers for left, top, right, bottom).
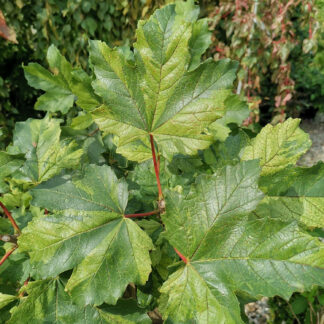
<box><xmin>208</xmin><ymin>0</ymin><xmax>319</xmax><ymax>123</ymax></box>
<box><xmin>0</xmin><ymin>2</ymin><xmax>323</xmax><ymax>323</ymax></box>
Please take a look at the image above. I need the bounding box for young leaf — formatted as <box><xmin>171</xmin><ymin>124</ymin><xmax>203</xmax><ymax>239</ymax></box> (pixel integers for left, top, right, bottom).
<box><xmin>70</xmin><ymin>113</ymin><xmax>93</xmax><ymax>130</ymax></box>
<box><xmin>241</xmin><ymin>118</ymin><xmax>311</xmax><ymax>175</ymax></box>
<box><xmin>208</xmin><ymin>94</ymin><xmax>249</xmax><ymax>141</ymax></box>
<box><xmin>0</xmin><ymin>293</ymin><xmax>17</xmax><ymax>309</ymax></box>
<box><xmin>23</xmin><ymin>45</ymin><xmax>100</xmax><ymax>113</ymax></box>
<box><xmin>8</xmin><ymin>116</ymin><xmax>83</xmax><ymax>185</ymax></box>
<box><xmin>159</xmin><ymin>161</ymin><xmax>324</xmax><ymax>323</ymax></box>
<box><xmin>128</xmin><ymin>158</ymin><xmax>190</xmax><ymax>204</ymax></box>
<box><xmin>19</xmin><ymin>165</ymin><xmax>154</xmax><ymax>306</ymax></box>
<box><xmin>257</xmin><ymin>162</ymin><xmax>324</xmax><ymax>228</ymax></box>
<box><xmin>88</xmin><ymin>2</ymin><xmax>238</xmax><ymax>161</ymax></box>
<box><xmin>188</xmin><ymin>18</ymin><xmax>212</xmax><ymax>71</ymax></box>
<box><xmin>203</xmin><ymin>130</ymin><xmax>250</xmax><ymax>170</ymax></box>
<box><xmin>8</xmin><ymin>279</ymin><xmax>143</xmax><ymax>323</ymax></box>
<box><xmin>0</xmin><ymin>152</ymin><xmax>24</xmax><ymax>193</ymax></box>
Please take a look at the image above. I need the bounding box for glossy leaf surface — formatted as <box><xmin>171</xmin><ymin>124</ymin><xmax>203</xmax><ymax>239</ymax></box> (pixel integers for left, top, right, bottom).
<box><xmin>89</xmin><ymin>2</ymin><xmax>237</xmax><ymax>161</ymax></box>
<box><xmin>19</xmin><ymin>165</ymin><xmax>154</xmax><ymax>306</ymax></box>
<box><xmin>160</xmin><ymin>161</ymin><xmax>324</xmax><ymax>323</ymax></box>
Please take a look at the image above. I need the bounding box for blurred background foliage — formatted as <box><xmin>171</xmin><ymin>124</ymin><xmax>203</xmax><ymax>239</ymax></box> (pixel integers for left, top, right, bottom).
<box><xmin>0</xmin><ymin>0</ymin><xmax>324</xmax><ymax>322</ymax></box>
<box><xmin>1</xmin><ymin>0</ymin><xmax>324</xmax><ymax>145</ymax></box>
<box><xmin>0</xmin><ymin>0</ymin><xmax>165</xmax><ymax>148</ymax></box>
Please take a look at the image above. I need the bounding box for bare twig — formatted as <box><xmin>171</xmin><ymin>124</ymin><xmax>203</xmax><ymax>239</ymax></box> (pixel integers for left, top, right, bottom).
<box><xmin>0</xmin><ymin>246</ymin><xmax>17</xmax><ymax>266</ymax></box>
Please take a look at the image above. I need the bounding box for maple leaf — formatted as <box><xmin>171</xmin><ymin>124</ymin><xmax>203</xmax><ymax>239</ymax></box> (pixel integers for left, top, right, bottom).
<box><xmin>202</xmin><ymin>130</ymin><xmax>250</xmax><ymax>171</ymax></box>
<box><xmin>23</xmin><ymin>45</ymin><xmax>100</xmax><ymax>113</ymax></box>
<box><xmin>241</xmin><ymin>118</ymin><xmax>311</xmax><ymax>175</ymax></box>
<box><xmin>7</xmin><ymin>116</ymin><xmax>83</xmax><ymax>185</ymax></box>
<box><xmin>0</xmin><ymin>152</ymin><xmax>23</xmax><ymax>193</ymax></box>
<box><xmin>87</xmin><ymin>1</ymin><xmax>238</xmax><ymax>162</ymax></box>
<box><xmin>159</xmin><ymin>161</ymin><xmax>324</xmax><ymax>323</ymax></box>
<box><xmin>8</xmin><ymin>279</ymin><xmax>150</xmax><ymax>323</ymax></box>
<box><xmin>208</xmin><ymin>94</ymin><xmax>249</xmax><ymax>142</ymax></box>
<box><xmin>19</xmin><ymin>164</ymin><xmax>154</xmax><ymax>306</ymax></box>
<box><xmin>256</xmin><ymin>162</ymin><xmax>324</xmax><ymax>228</ymax></box>
<box><xmin>128</xmin><ymin>157</ymin><xmax>192</xmax><ymax>204</ymax></box>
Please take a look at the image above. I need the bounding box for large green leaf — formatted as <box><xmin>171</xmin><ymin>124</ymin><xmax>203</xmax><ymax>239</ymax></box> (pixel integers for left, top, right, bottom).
<box><xmin>8</xmin><ymin>279</ymin><xmax>148</xmax><ymax>323</ymax></box>
<box><xmin>8</xmin><ymin>116</ymin><xmax>83</xmax><ymax>185</ymax></box>
<box><xmin>162</xmin><ymin>160</ymin><xmax>264</xmax><ymax>260</ymax></box>
<box><xmin>19</xmin><ymin>165</ymin><xmax>154</xmax><ymax>306</ymax></box>
<box><xmin>256</xmin><ymin>162</ymin><xmax>324</xmax><ymax>228</ymax></box>
<box><xmin>88</xmin><ymin>2</ymin><xmax>237</xmax><ymax>162</ymax></box>
<box><xmin>241</xmin><ymin>118</ymin><xmax>311</xmax><ymax>175</ymax></box>
<box><xmin>0</xmin><ymin>152</ymin><xmax>23</xmax><ymax>193</ymax></box>
<box><xmin>24</xmin><ymin>45</ymin><xmax>100</xmax><ymax>113</ymax></box>
<box><xmin>159</xmin><ymin>161</ymin><xmax>324</xmax><ymax>323</ymax></box>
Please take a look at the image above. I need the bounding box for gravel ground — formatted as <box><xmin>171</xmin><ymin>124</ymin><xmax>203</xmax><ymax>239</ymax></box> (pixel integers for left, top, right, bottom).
<box><xmin>298</xmin><ymin>117</ymin><xmax>324</xmax><ymax>167</ymax></box>
<box><xmin>245</xmin><ymin>117</ymin><xmax>324</xmax><ymax>323</ymax></box>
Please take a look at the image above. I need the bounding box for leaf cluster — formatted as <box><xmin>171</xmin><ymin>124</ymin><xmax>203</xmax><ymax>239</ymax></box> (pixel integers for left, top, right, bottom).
<box><xmin>0</xmin><ymin>2</ymin><xmax>323</xmax><ymax>323</ymax></box>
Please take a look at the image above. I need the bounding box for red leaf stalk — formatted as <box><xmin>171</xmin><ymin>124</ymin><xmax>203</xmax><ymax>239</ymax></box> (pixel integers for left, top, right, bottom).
<box><xmin>125</xmin><ymin>210</ymin><xmax>159</xmax><ymax>218</ymax></box>
<box><xmin>19</xmin><ymin>277</ymin><xmax>30</xmax><ymax>298</ymax></box>
<box><xmin>174</xmin><ymin>248</ymin><xmax>188</xmax><ymax>264</ymax></box>
<box><xmin>149</xmin><ymin>134</ymin><xmax>163</xmax><ymax>199</ymax></box>
<box><xmin>0</xmin><ymin>201</ymin><xmax>21</xmax><ymax>234</ymax></box>
<box><xmin>0</xmin><ymin>246</ymin><xmax>17</xmax><ymax>266</ymax></box>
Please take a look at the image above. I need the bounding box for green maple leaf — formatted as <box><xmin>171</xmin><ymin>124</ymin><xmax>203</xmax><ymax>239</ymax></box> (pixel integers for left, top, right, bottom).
<box><xmin>208</xmin><ymin>94</ymin><xmax>249</xmax><ymax>142</ymax></box>
<box><xmin>128</xmin><ymin>157</ymin><xmax>191</xmax><ymax>204</ymax></box>
<box><xmin>203</xmin><ymin>129</ymin><xmax>250</xmax><ymax>170</ymax></box>
<box><xmin>0</xmin><ymin>152</ymin><xmax>24</xmax><ymax>193</ymax></box>
<box><xmin>159</xmin><ymin>161</ymin><xmax>324</xmax><ymax>323</ymax></box>
<box><xmin>24</xmin><ymin>45</ymin><xmax>100</xmax><ymax>113</ymax></box>
<box><xmin>8</xmin><ymin>116</ymin><xmax>83</xmax><ymax>185</ymax></box>
<box><xmin>241</xmin><ymin>118</ymin><xmax>311</xmax><ymax>175</ymax></box>
<box><xmin>19</xmin><ymin>165</ymin><xmax>154</xmax><ymax>306</ymax></box>
<box><xmin>88</xmin><ymin>1</ymin><xmax>238</xmax><ymax>162</ymax></box>
<box><xmin>8</xmin><ymin>279</ymin><xmax>149</xmax><ymax>324</ymax></box>
<box><xmin>256</xmin><ymin>162</ymin><xmax>324</xmax><ymax>228</ymax></box>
